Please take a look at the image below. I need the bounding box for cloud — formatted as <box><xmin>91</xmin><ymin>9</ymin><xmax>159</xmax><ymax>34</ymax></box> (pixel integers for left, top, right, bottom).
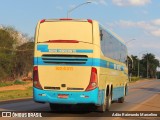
<box><xmin>142</xmin><ymin>42</ymin><xmax>160</xmax><ymax>49</ymax></box>
<box><xmin>69</xmin><ymin>4</ymin><xmax>76</xmax><ymax>9</ymax></box>
<box><xmin>88</xmin><ymin>0</ymin><xmax>107</xmax><ymax>5</ymax></box>
<box><xmin>112</xmin><ymin>0</ymin><xmax>151</xmax><ymax>6</ymax></box>
<box><xmin>56</xmin><ymin>6</ymin><xmax>63</xmax><ymax>10</ymax></box>
<box><xmin>99</xmin><ymin>0</ymin><xmax>107</xmax><ymax>5</ymax></box>
<box><xmin>0</xmin><ymin>25</ymin><xmax>3</xmax><ymax>29</ymax></box>
<box><xmin>151</xmin><ymin>29</ymin><xmax>160</xmax><ymax>37</ymax></box>
<box><xmin>141</xmin><ymin>10</ymin><xmax>148</xmax><ymax>15</ymax></box>
<box><xmin>151</xmin><ymin>19</ymin><xmax>160</xmax><ymax>26</ymax></box>
<box><xmin>108</xmin><ymin>19</ymin><xmax>160</xmax><ymax>37</ymax></box>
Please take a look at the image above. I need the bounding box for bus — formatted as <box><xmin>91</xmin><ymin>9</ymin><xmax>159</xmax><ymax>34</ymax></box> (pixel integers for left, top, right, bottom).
<box><xmin>33</xmin><ymin>18</ymin><xmax>129</xmax><ymax>112</ymax></box>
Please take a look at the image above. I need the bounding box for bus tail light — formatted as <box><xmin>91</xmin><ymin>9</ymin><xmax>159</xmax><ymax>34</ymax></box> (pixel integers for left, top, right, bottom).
<box><xmin>85</xmin><ymin>67</ymin><xmax>98</xmax><ymax>91</ymax></box>
<box><xmin>87</xmin><ymin>19</ymin><xmax>93</xmax><ymax>24</ymax></box>
<box><xmin>33</xmin><ymin>66</ymin><xmax>43</xmax><ymax>89</ymax></box>
<box><xmin>40</xmin><ymin>19</ymin><xmax>45</xmax><ymax>23</ymax></box>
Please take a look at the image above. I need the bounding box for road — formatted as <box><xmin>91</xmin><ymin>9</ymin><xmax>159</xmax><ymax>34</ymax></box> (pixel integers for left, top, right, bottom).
<box><xmin>0</xmin><ymin>79</ymin><xmax>159</xmax><ymax>119</ymax></box>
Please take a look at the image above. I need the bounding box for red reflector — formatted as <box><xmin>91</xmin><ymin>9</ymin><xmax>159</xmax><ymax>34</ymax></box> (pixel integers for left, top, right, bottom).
<box><xmin>34</xmin><ymin>66</ymin><xmax>38</xmax><ymax>71</ymax></box>
<box><xmin>40</xmin><ymin>19</ymin><xmax>45</xmax><ymax>23</ymax></box>
<box><xmin>92</xmin><ymin>67</ymin><xmax>97</xmax><ymax>74</ymax></box>
<box><xmin>47</xmin><ymin>40</ymin><xmax>79</xmax><ymax>43</ymax></box>
<box><xmin>87</xmin><ymin>19</ymin><xmax>92</xmax><ymax>23</ymax></box>
<box><xmin>60</xmin><ymin>18</ymin><xmax>73</xmax><ymax>20</ymax></box>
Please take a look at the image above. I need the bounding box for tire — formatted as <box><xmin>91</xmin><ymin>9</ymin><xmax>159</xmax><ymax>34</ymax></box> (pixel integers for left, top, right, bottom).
<box><xmin>50</xmin><ymin>104</ymin><xmax>72</xmax><ymax>112</ymax></box>
<box><xmin>118</xmin><ymin>97</ymin><xmax>124</xmax><ymax>103</ymax></box>
<box><xmin>106</xmin><ymin>93</ymin><xmax>112</xmax><ymax>111</ymax></box>
<box><xmin>50</xmin><ymin>103</ymin><xmax>64</xmax><ymax>111</ymax></box>
<box><xmin>97</xmin><ymin>90</ymin><xmax>112</xmax><ymax>112</ymax></box>
<box><xmin>125</xmin><ymin>85</ymin><xmax>128</xmax><ymax>96</ymax></box>
<box><xmin>97</xmin><ymin>95</ymin><xmax>107</xmax><ymax>112</ymax></box>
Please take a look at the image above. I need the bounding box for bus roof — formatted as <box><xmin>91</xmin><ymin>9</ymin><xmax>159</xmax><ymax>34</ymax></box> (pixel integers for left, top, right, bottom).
<box><xmin>38</xmin><ymin>18</ymin><xmax>126</xmax><ymax>46</ymax></box>
<box><xmin>39</xmin><ymin>18</ymin><xmax>93</xmax><ymax>23</ymax></box>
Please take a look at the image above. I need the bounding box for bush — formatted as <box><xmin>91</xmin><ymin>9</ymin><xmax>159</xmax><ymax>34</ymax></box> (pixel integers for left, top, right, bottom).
<box><xmin>0</xmin><ymin>82</ymin><xmax>14</xmax><ymax>87</ymax></box>
<box><xmin>0</xmin><ymin>27</ymin><xmax>34</xmax><ymax>82</ymax></box>
<box><xmin>14</xmin><ymin>80</ymin><xmax>26</xmax><ymax>85</ymax></box>
<box><xmin>131</xmin><ymin>77</ymin><xmax>140</xmax><ymax>82</ymax></box>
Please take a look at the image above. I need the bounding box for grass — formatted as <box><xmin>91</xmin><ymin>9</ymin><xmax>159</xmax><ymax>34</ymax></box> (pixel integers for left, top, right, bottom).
<box><xmin>0</xmin><ymin>87</ymin><xmax>33</xmax><ymax>101</ymax></box>
<box><xmin>14</xmin><ymin>80</ymin><xmax>26</xmax><ymax>85</ymax></box>
<box><xmin>130</xmin><ymin>77</ymin><xmax>151</xmax><ymax>82</ymax></box>
<box><xmin>0</xmin><ymin>81</ymin><xmax>14</xmax><ymax>87</ymax></box>
<box><xmin>0</xmin><ymin>80</ymin><xmax>28</xmax><ymax>87</ymax></box>
<box><xmin>130</xmin><ymin>77</ymin><xmax>140</xmax><ymax>82</ymax></box>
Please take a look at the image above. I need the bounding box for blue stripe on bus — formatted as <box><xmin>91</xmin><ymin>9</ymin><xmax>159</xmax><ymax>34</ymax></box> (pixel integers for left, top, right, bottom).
<box><xmin>112</xmin><ymin>86</ymin><xmax>125</xmax><ymax>101</ymax></box>
<box><xmin>76</xmin><ymin>49</ymin><xmax>93</xmax><ymax>53</ymax></box>
<box><xmin>100</xmin><ymin>86</ymin><xmax>125</xmax><ymax>103</ymax></box>
<box><xmin>37</xmin><ymin>45</ymin><xmax>93</xmax><ymax>53</ymax></box>
<box><xmin>33</xmin><ymin>86</ymin><xmax>125</xmax><ymax>105</ymax></box>
<box><xmin>34</xmin><ymin>57</ymin><xmax>124</xmax><ymax>71</ymax></box>
<box><xmin>37</xmin><ymin>45</ymin><xmax>49</xmax><ymax>52</ymax></box>
<box><xmin>34</xmin><ymin>57</ymin><xmax>107</xmax><ymax>68</ymax></box>
<box><xmin>33</xmin><ymin>87</ymin><xmax>100</xmax><ymax>105</ymax></box>
<box><xmin>109</xmin><ymin>62</ymin><xmax>114</xmax><ymax>69</ymax></box>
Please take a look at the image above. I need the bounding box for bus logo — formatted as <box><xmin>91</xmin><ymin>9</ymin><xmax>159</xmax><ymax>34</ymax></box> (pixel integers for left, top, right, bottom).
<box><xmin>49</xmin><ymin>49</ymin><xmax>76</xmax><ymax>53</ymax></box>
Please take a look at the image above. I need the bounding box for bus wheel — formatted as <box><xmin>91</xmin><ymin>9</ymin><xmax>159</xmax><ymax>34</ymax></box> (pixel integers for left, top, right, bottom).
<box><xmin>50</xmin><ymin>103</ymin><xmax>60</xmax><ymax>111</ymax></box>
<box><xmin>106</xmin><ymin>92</ymin><xmax>112</xmax><ymax>111</ymax></box>
<box><xmin>97</xmin><ymin>95</ymin><xmax>107</xmax><ymax>112</ymax></box>
<box><xmin>97</xmin><ymin>90</ymin><xmax>112</xmax><ymax>112</ymax></box>
<box><xmin>118</xmin><ymin>97</ymin><xmax>124</xmax><ymax>103</ymax></box>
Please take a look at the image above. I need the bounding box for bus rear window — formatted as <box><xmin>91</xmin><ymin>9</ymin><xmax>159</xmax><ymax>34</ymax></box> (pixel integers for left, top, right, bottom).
<box><xmin>37</xmin><ymin>21</ymin><xmax>93</xmax><ymax>43</ymax></box>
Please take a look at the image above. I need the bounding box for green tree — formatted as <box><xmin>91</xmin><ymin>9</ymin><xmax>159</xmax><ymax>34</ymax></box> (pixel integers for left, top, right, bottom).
<box><xmin>14</xmin><ymin>42</ymin><xmax>34</xmax><ymax>78</ymax></box>
<box><xmin>0</xmin><ymin>26</ymin><xmax>34</xmax><ymax>81</ymax></box>
<box><xmin>131</xmin><ymin>55</ymin><xmax>138</xmax><ymax>76</ymax></box>
<box><xmin>0</xmin><ymin>29</ymin><xmax>15</xmax><ymax>80</ymax></box>
<box><xmin>141</xmin><ymin>53</ymin><xmax>159</xmax><ymax>78</ymax></box>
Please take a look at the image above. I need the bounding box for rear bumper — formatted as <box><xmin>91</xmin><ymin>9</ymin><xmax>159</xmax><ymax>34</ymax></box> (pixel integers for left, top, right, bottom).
<box><xmin>33</xmin><ymin>87</ymin><xmax>100</xmax><ymax>105</ymax></box>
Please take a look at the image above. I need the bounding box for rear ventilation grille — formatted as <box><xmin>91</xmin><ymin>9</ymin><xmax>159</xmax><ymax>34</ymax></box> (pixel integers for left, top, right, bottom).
<box><xmin>44</xmin><ymin>86</ymin><xmax>60</xmax><ymax>90</ymax></box>
<box><xmin>42</xmin><ymin>54</ymin><xmax>88</xmax><ymax>64</ymax></box>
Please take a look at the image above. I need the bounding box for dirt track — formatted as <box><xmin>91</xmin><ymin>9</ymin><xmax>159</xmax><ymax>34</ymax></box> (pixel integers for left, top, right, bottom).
<box><xmin>0</xmin><ymin>82</ymin><xmax>32</xmax><ymax>91</ymax></box>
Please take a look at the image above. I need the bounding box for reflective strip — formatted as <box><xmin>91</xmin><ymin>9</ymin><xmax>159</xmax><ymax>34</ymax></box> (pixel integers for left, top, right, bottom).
<box><xmin>34</xmin><ymin>57</ymin><xmax>125</xmax><ymax>71</ymax></box>
<box><xmin>37</xmin><ymin>45</ymin><xmax>93</xmax><ymax>53</ymax></box>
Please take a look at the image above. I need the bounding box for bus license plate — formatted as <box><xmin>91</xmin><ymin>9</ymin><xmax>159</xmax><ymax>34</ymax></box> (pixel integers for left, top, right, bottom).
<box><xmin>58</xmin><ymin>94</ymin><xmax>68</xmax><ymax>99</ymax></box>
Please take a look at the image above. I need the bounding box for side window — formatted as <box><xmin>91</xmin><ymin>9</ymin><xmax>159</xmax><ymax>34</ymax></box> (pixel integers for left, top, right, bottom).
<box><xmin>120</xmin><ymin>44</ymin><xmax>127</xmax><ymax>63</ymax></box>
<box><xmin>105</xmin><ymin>32</ymin><xmax>113</xmax><ymax>59</ymax></box>
<box><xmin>100</xmin><ymin>30</ymin><xmax>103</xmax><ymax>41</ymax></box>
<box><xmin>100</xmin><ymin>26</ymin><xmax>127</xmax><ymax>63</ymax></box>
<box><xmin>100</xmin><ymin>27</ymin><xmax>105</xmax><ymax>55</ymax></box>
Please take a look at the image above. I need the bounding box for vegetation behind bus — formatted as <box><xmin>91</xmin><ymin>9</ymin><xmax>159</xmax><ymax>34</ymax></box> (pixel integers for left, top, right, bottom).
<box><xmin>0</xmin><ymin>26</ymin><xmax>34</xmax><ymax>82</ymax></box>
<box><xmin>129</xmin><ymin>54</ymin><xmax>160</xmax><ymax>79</ymax></box>
<box><xmin>0</xmin><ymin>26</ymin><xmax>159</xmax><ymax>83</ymax></box>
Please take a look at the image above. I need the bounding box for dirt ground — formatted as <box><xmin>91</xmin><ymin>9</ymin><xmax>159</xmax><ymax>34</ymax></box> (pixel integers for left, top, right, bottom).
<box><xmin>0</xmin><ymin>82</ymin><xmax>32</xmax><ymax>91</ymax></box>
<box><xmin>131</xmin><ymin>94</ymin><xmax>160</xmax><ymax>111</ymax></box>
<box><xmin>114</xmin><ymin>79</ymin><xmax>160</xmax><ymax>120</ymax></box>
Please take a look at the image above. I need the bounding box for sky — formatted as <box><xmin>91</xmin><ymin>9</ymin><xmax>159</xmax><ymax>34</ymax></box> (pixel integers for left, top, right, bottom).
<box><xmin>0</xmin><ymin>0</ymin><xmax>160</xmax><ymax>60</ymax></box>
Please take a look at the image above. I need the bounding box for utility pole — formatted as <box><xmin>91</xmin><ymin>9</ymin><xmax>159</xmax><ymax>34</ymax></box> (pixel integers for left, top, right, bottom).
<box><xmin>147</xmin><ymin>53</ymin><xmax>149</xmax><ymax>78</ymax></box>
<box><xmin>125</xmin><ymin>38</ymin><xmax>136</xmax><ymax>45</ymax></box>
<box><xmin>67</xmin><ymin>1</ymin><xmax>92</xmax><ymax>18</ymax></box>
